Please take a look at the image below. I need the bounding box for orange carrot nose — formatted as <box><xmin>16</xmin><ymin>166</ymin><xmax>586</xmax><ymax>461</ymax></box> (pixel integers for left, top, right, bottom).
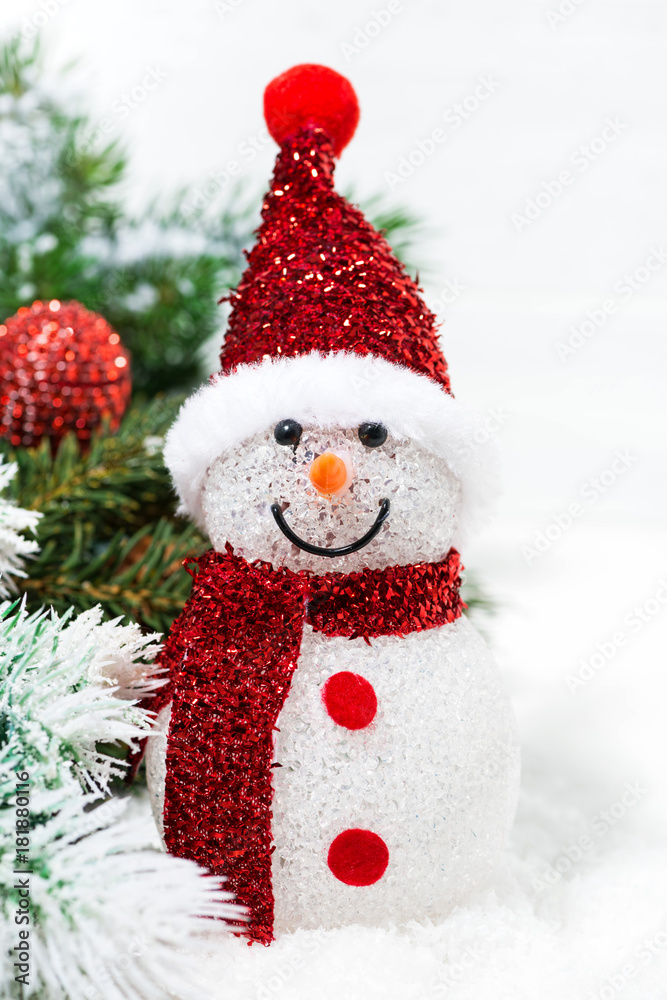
<box><xmin>309</xmin><ymin>451</ymin><xmax>351</xmax><ymax>496</ymax></box>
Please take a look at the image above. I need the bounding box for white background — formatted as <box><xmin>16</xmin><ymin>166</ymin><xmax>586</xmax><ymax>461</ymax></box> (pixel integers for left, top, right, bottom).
<box><xmin>2</xmin><ymin>1</ymin><xmax>666</xmax><ymax>996</ymax></box>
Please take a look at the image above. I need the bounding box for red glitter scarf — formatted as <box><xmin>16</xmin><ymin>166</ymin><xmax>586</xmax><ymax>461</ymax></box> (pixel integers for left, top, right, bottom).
<box><xmin>150</xmin><ymin>544</ymin><xmax>464</xmax><ymax>944</ymax></box>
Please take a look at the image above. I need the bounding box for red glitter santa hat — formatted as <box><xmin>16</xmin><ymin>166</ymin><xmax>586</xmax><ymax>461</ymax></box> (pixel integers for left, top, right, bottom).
<box><xmin>165</xmin><ymin>65</ymin><xmax>498</xmax><ymax>537</ymax></box>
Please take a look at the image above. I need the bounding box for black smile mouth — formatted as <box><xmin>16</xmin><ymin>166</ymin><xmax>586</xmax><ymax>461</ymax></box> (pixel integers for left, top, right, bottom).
<box><xmin>270</xmin><ymin>498</ymin><xmax>391</xmax><ymax>558</ymax></box>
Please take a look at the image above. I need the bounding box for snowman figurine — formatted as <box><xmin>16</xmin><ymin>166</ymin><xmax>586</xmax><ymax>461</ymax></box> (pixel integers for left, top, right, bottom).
<box><xmin>144</xmin><ymin>64</ymin><xmax>520</xmax><ymax>945</ymax></box>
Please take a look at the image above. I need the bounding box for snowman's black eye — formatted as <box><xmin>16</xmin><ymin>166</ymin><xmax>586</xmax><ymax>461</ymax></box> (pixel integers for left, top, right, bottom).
<box><xmin>274</xmin><ymin>418</ymin><xmax>303</xmax><ymax>447</ymax></box>
<box><xmin>358</xmin><ymin>422</ymin><xmax>387</xmax><ymax>448</ymax></box>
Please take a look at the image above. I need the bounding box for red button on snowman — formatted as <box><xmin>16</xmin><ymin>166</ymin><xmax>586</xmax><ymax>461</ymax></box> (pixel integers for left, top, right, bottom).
<box><xmin>144</xmin><ymin>64</ymin><xmax>520</xmax><ymax>945</ymax></box>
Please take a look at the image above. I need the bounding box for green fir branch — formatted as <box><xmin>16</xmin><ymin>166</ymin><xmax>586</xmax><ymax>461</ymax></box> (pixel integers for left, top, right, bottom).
<box><xmin>0</xmin><ymin>398</ymin><xmax>206</xmax><ymax>631</ymax></box>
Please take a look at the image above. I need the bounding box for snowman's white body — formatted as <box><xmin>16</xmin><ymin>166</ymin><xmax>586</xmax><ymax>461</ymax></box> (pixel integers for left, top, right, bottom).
<box><xmin>146</xmin><ymin>601</ymin><xmax>519</xmax><ymax>932</ymax></box>
<box><xmin>148</xmin><ymin>417</ymin><xmax>520</xmax><ymax>931</ymax></box>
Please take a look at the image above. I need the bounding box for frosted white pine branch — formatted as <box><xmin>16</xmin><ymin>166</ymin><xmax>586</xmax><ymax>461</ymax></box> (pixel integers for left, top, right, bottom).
<box><xmin>0</xmin><ymin>598</ymin><xmax>243</xmax><ymax>1000</ymax></box>
<box><xmin>0</xmin><ymin>458</ymin><xmax>41</xmax><ymax>598</ymax></box>
<box><xmin>0</xmin><ymin>601</ymin><xmax>155</xmax><ymax>794</ymax></box>
<box><xmin>4</xmin><ymin>795</ymin><xmax>241</xmax><ymax>1000</ymax></box>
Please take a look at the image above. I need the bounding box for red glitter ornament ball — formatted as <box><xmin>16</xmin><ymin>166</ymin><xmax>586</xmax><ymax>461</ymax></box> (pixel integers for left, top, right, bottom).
<box><xmin>0</xmin><ymin>299</ymin><xmax>131</xmax><ymax>448</ymax></box>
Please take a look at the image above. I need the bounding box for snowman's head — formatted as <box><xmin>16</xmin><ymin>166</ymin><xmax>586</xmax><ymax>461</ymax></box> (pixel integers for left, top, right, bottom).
<box><xmin>165</xmin><ymin>353</ymin><xmax>498</xmax><ymax>574</ymax></box>
<box><xmin>200</xmin><ymin>418</ymin><xmax>461</xmax><ymax>573</ymax></box>
<box><xmin>164</xmin><ymin>67</ymin><xmax>500</xmax><ymax>574</ymax></box>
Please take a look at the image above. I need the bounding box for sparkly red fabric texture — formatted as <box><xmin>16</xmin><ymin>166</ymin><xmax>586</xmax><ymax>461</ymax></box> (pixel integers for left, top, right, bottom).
<box><xmin>159</xmin><ymin>547</ymin><xmax>307</xmax><ymax>945</ymax></box>
<box><xmin>220</xmin><ymin>126</ymin><xmax>451</xmax><ymax>392</ymax></box>
<box><xmin>306</xmin><ymin>552</ymin><xmax>465</xmax><ymax>639</ymax></box>
<box><xmin>0</xmin><ymin>299</ymin><xmax>131</xmax><ymax>448</ymax></box>
<box><xmin>152</xmin><ymin>545</ymin><xmax>464</xmax><ymax>944</ymax></box>
<box><xmin>327</xmin><ymin>828</ymin><xmax>390</xmax><ymax>886</ymax></box>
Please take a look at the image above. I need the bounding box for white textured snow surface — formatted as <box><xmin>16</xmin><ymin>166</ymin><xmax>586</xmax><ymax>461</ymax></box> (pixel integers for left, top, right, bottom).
<box><xmin>3</xmin><ymin>0</ymin><xmax>666</xmax><ymax>995</ymax></box>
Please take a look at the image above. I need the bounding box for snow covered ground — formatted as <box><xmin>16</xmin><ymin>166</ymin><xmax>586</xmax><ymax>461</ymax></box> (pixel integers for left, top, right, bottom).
<box><xmin>2</xmin><ymin>0</ymin><xmax>666</xmax><ymax>995</ymax></box>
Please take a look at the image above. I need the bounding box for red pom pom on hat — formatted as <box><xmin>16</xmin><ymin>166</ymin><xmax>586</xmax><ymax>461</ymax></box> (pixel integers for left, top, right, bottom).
<box><xmin>264</xmin><ymin>64</ymin><xmax>359</xmax><ymax>157</ymax></box>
